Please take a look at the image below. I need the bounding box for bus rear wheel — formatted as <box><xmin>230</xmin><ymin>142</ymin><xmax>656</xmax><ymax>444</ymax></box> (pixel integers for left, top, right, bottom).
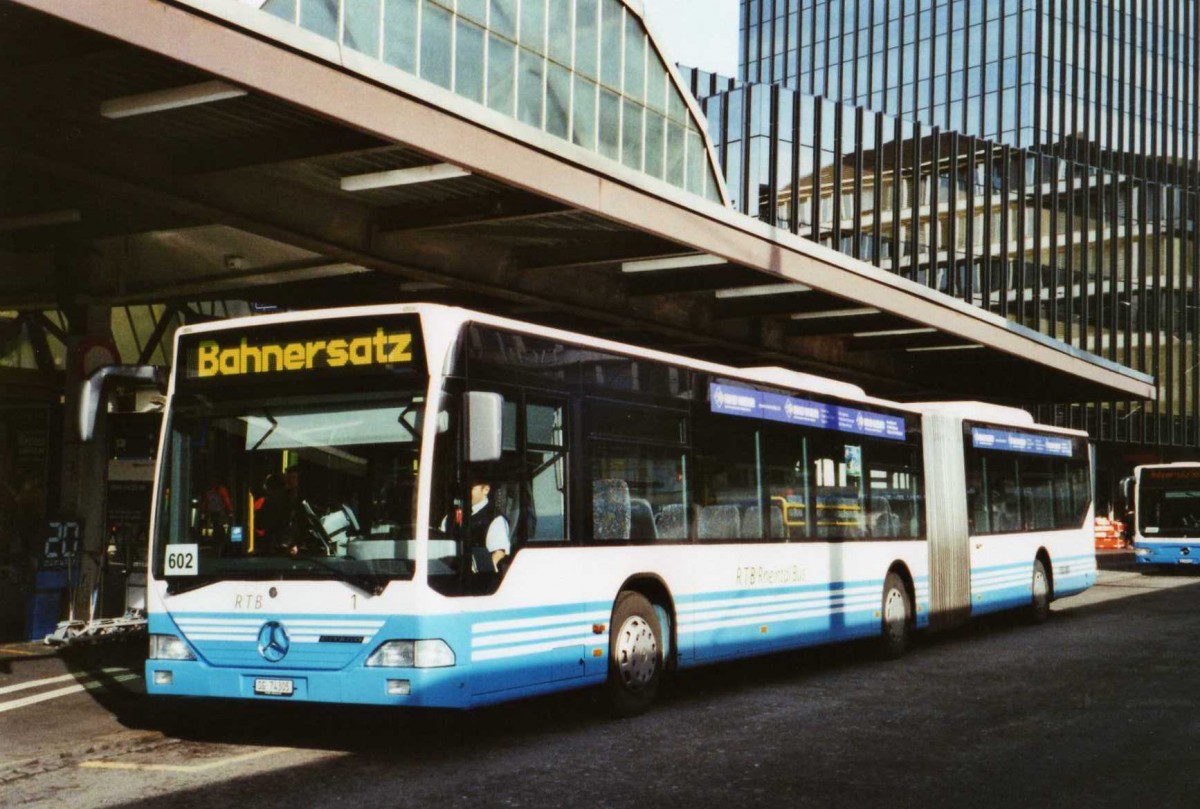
<box><xmin>604</xmin><ymin>591</ymin><xmax>663</xmax><ymax>717</ymax></box>
<box><xmin>1029</xmin><ymin>558</ymin><xmax>1051</xmax><ymax>623</ymax></box>
<box><xmin>877</xmin><ymin>572</ymin><xmax>911</xmax><ymax>660</ymax></box>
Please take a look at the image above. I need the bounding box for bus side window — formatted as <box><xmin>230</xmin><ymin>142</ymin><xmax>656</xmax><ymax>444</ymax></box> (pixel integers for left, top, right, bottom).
<box><xmin>525</xmin><ymin>401</ymin><xmax>567</xmax><ymax>542</ymax></box>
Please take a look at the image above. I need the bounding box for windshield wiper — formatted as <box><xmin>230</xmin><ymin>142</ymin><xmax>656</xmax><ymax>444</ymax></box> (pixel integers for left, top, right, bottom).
<box><xmin>248</xmin><ymin>408</ymin><xmax>278</xmax><ymax>452</ymax></box>
<box><xmin>296</xmin><ymin>556</ymin><xmax>395</xmax><ymax>597</ymax></box>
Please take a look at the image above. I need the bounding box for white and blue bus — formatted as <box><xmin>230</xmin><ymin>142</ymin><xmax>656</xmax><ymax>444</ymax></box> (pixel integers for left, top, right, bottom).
<box><xmin>1124</xmin><ymin>463</ymin><xmax>1200</xmax><ymax>567</ymax></box>
<box><xmin>143</xmin><ymin>304</ymin><xmax>1096</xmax><ymax>714</ymax></box>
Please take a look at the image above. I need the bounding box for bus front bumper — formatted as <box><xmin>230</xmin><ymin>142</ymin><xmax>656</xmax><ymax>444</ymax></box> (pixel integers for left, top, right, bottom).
<box><xmin>145</xmin><ymin>659</ymin><xmax>471</xmax><ymax>708</ymax></box>
<box><xmin>1134</xmin><ymin>543</ymin><xmax>1200</xmax><ymax>565</ymax></box>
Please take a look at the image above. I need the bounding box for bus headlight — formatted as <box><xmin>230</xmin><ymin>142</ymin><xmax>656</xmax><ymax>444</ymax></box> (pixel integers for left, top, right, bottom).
<box><xmin>149</xmin><ymin>634</ymin><xmax>196</xmax><ymax>661</ymax></box>
<box><xmin>1134</xmin><ymin>547</ymin><xmax>1152</xmax><ymax>556</ymax></box>
<box><xmin>366</xmin><ymin>639</ymin><xmax>455</xmax><ymax>668</ymax></box>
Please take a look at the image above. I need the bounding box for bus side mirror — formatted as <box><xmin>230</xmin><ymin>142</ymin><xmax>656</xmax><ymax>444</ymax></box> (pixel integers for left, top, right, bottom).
<box><xmin>466</xmin><ymin>391</ymin><xmax>503</xmax><ymax>463</ymax></box>
<box><xmin>79</xmin><ymin>364</ymin><xmax>167</xmax><ymax>442</ymax></box>
<box><xmin>1120</xmin><ymin>476</ymin><xmax>1134</xmax><ymax>508</ymax></box>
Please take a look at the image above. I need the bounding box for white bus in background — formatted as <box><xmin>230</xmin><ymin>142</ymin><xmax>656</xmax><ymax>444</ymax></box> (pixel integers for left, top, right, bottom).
<box><xmin>139</xmin><ymin>304</ymin><xmax>1095</xmax><ymax>715</ymax></box>
<box><xmin>1123</xmin><ymin>463</ymin><xmax>1200</xmax><ymax>568</ymax></box>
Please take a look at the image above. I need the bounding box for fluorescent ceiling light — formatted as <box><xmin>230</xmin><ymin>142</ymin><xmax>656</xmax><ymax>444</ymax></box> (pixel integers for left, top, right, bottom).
<box><xmin>621</xmin><ymin>254</ymin><xmax>726</xmax><ymax>273</ymax></box>
<box><xmin>905</xmin><ymin>344</ymin><xmax>984</xmax><ymax>353</ymax></box>
<box><xmin>0</xmin><ymin>209</ymin><xmax>81</xmax><ymax>232</ymax></box>
<box><xmin>790</xmin><ymin>307</ymin><xmax>878</xmax><ymax>320</ymax></box>
<box><xmin>100</xmin><ymin>80</ymin><xmax>247</xmax><ymax>119</ymax></box>
<box><xmin>715</xmin><ymin>283</ymin><xmax>811</xmax><ymax>298</ymax></box>
<box><xmin>340</xmin><ymin>163</ymin><xmax>470</xmax><ymax>192</ymax></box>
<box><xmin>852</xmin><ymin>327</ymin><xmax>938</xmax><ymax>338</ymax></box>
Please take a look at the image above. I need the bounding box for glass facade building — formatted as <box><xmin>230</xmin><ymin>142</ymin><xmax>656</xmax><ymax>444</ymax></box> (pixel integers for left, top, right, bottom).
<box><xmin>685</xmin><ymin>0</ymin><xmax>1200</xmax><ymax>497</ymax></box>
<box><xmin>741</xmin><ymin>0</ymin><xmax>1198</xmax><ymax>162</ymax></box>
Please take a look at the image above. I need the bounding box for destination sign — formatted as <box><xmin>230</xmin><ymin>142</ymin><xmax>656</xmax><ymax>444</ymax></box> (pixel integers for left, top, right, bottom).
<box><xmin>970</xmin><ymin>427</ymin><xmax>1074</xmax><ymax>458</ymax></box>
<box><xmin>179</xmin><ymin>316</ymin><xmax>424</xmax><ymax>383</ymax></box>
<box><xmin>710</xmin><ymin>382</ymin><xmax>907</xmax><ymax>441</ymax></box>
<box><xmin>1143</xmin><ymin>467</ymin><xmax>1200</xmax><ymax>482</ymax></box>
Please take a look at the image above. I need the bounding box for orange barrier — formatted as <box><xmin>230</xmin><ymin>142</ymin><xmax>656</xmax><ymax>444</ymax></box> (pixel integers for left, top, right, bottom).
<box><xmin>1094</xmin><ymin>516</ymin><xmax>1128</xmax><ymax>550</ymax></box>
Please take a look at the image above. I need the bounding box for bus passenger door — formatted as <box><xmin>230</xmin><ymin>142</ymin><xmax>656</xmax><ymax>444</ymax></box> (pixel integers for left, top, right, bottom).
<box><xmin>467</xmin><ymin>394</ymin><xmax>587</xmax><ymax>696</ymax></box>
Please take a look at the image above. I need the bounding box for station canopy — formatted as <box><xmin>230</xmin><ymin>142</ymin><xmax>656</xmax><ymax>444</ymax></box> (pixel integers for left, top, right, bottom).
<box><xmin>0</xmin><ymin>0</ymin><xmax>1154</xmax><ymax>404</ymax></box>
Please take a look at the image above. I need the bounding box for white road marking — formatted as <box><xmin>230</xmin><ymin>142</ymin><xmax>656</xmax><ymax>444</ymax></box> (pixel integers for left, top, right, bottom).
<box><xmin>0</xmin><ymin>668</ymin><xmax>135</xmax><ymax>696</ymax></box>
<box><xmin>0</xmin><ymin>673</ymin><xmax>79</xmax><ymax>695</ymax></box>
<box><xmin>0</xmin><ymin>673</ymin><xmax>141</xmax><ymax>714</ymax></box>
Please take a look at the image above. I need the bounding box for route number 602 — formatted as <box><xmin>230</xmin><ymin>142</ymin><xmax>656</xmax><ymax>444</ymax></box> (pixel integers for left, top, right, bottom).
<box><xmin>164</xmin><ymin>543</ymin><xmax>199</xmax><ymax>576</ymax></box>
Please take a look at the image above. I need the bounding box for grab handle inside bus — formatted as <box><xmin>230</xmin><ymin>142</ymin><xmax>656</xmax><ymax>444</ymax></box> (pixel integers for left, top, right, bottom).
<box><xmin>466</xmin><ymin>391</ymin><xmax>503</xmax><ymax>463</ymax></box>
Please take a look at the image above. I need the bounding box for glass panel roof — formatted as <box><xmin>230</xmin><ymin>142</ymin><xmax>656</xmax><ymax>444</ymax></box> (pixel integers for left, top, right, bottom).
<box><xmin>255</xmin><ymin>0</ymin><xmax>727</xmax><ymax>204</ymax></box>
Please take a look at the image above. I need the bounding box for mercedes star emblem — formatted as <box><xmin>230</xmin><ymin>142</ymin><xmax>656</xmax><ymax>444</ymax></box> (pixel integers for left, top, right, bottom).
<box><xmin>257</xmin><ymin>621</ymin><xmax>290</xmax><ymax>663</ymax></box>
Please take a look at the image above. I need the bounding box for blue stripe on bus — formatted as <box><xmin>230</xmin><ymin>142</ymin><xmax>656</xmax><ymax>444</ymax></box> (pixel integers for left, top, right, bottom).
<box><xmin>675</xmin><ymin>576</ymin><xmax>931</xmax><ymax>662</ymax></box>
<box><xmin>970</xmin><ymin>555</ymin><xmax>1097</xmax><ymax>614</ymax></box>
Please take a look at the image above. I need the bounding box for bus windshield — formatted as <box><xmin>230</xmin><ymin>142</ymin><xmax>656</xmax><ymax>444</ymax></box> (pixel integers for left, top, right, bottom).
<box><xmin>154</xmin><ymin>390</ymin><xmax>428</xmax><ymax>591</ymax></box>
<box><xmin>1138</xmin><ymin>481</ymin><xmax>1200</xmax><ymax>538</ymax></box>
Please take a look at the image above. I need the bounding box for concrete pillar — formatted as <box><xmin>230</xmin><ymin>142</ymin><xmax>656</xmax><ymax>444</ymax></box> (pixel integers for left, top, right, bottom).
<box><xmin>58</xmin><ymin>304</ymin><xmax>115</xmax><ymax>623</ymax></box>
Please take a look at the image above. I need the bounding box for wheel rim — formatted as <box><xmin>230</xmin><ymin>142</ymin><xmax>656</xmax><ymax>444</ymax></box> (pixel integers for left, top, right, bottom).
<box><xmin>883</xmin><ymin>586</ymin><xmax>908</xmax><ymax>642</ymax></box>
<box><xmin>614</xmin><ymin>614</ymin><xmax>658</xmax><ymax>690</ymax></box>
<box><xmin>1033</xmin><ymin>565</ymin><xmax>1049</xmax><ymax>605</ymax></box>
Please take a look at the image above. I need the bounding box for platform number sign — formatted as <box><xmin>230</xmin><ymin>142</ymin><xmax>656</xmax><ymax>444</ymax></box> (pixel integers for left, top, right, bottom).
<box><xmin>41</xmin><ymin>521</ymin><xmax>81</xmax><ymax>570</ymax></box>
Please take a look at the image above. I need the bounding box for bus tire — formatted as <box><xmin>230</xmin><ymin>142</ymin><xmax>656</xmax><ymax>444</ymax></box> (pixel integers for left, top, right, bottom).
<box><xmin>1029</xmin><ymin>558</ymin><xmax>1051</xmax><ymax>623</ymax></box>
<box><xmin>605</xmin><ymin>591</ymin><xmax>663</xmax><ymax>717</ymax></box>
<box><xmin>877</xmin><ymin>572</ymin><xmax>911</xmax><ymax>660</ymax></box>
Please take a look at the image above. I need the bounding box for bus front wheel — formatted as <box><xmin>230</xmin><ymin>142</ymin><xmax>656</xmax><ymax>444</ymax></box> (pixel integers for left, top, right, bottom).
<box><xmin>605</xmin><ymin>591</ymin><xmax>663</xmax><ymax>717</ymax></box>
<box><xmin>877</xmin><ymin>572</ymin><xmax>911</xmax><ymax>659</ymax></box>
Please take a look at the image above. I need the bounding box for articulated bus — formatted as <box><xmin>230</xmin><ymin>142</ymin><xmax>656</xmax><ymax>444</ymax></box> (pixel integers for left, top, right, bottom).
<box><xmin>1124</xmin><ymin>463</ymin><xmax>1200</xmax><ymax>568</ymax></box>
<box><xmin>144</xmin><ymin>304</ymin><xmax>1095</xmax><ymax>714</ymax></box>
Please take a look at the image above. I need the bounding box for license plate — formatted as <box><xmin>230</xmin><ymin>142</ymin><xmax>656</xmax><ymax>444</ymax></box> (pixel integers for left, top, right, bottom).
<box><xmin>254</xmin><ymin>678</ymin><xmax>294</xmax><ymax>696</ymax></box>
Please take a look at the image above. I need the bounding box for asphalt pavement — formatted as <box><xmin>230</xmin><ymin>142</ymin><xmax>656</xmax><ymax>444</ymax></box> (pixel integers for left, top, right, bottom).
<box><xmin>2</xmin><ymin>562</ymin><xmax>1199</xmax><ymax>809</ymax></box>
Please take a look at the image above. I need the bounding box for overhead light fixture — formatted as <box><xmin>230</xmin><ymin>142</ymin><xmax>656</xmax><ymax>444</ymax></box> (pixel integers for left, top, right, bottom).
<box><xmin>715</xmin><ymin>283</ymin><xmax>811</xmax><ymax>298</ymax></box>
<box><xmin>905</xmin><ymin>344</ymin><xmax>984</xmax><ymax>353</ymax></box>
<box><xmin>852</xmin><ymin>327</ymin><xmax>938</xmax><ymax>338</ymax></box>
<box><xmin>100</xmin><ymin>80</ymin><xmax>247</xmax><ymax>119</ymax></box>
<box><xmin>790</xmin><ymin>307</ymin><xmax>879</xmax><ymax>321</ymax></box>
<box><xmin>0</xmin><ymin>209</ymin><xmax>81</xmax><ymax>233</ymax></box>
<box><xmin>340</xmin><ymin>163</ymin><xmax>470</xmax><ymax>192</ymax></box>
<box><xmin>621</xmin><ymin>254</ymin><xmax>726</xmax><ymax>273</ymax></box>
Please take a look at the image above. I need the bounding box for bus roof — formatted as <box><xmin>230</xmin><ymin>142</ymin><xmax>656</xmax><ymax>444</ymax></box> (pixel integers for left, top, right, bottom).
<box><xmin>172</xmin><ymin>303</ymin><xmax>1074</xmax><ymax>425</ymax></box>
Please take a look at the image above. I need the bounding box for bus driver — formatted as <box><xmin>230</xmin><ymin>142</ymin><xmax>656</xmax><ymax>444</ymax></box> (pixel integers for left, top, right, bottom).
<box><xmin>469</xmin><ymin>477</ymin><xmax>510</xmax><ymax>569</ymax></box>
<box><xmin>441</xmin><ymin>474</ymin><xmax>511</xmax><ymax>570</ymax></box>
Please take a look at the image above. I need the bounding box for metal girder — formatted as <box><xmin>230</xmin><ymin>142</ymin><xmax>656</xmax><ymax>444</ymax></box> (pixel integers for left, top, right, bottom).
<box><xmin>177</xmin><ymin>127</ymin><xmax>391</xmax><ymax>175</ymax></box>
<box><xmin>512</xmin><ymin>233</ymin><xmax>692</xmax><ymax>271</ymax></box>
<box><xmin>790</xmin><ymin>314</ymin><xmax>914</xmax><ymax>339</ymax></box>
<box><xmin>849</xmin><ymin>330</ymin><xmax>976</xmax><ymax>352</ymax></box>
<box><xmin>376</xmin><ymin>191</ymin><xmax>573</xmax><ymax>233</ymax></box>
<box><xmin>624</xmin><ymin>265</ymin><xmax>771</xmax><ymax>297</ymax></box>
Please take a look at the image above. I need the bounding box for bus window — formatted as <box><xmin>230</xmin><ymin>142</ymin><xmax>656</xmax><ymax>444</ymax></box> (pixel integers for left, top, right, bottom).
<box><xmin>589</xmin><ymin>442</ymin><xmax>688</xmax><ymax>542</ymax></box>
<box><xmin>811</xmin><ymin>438</ymin><xmax>866</xmax><ymax>539</ymax></box>
<box><xmin>525</xmin><ymin>400</ymin><xmax>567</xmax><ymax>542</ymax></box>
<box><xmin>863</xmin><ymin>442</ymin><xmax>923</xmax><ymax>538</ymax></box>
<box><xmin>693</xmin><ymin>416</ymin><xmax>760</xmax><ymax>541</ymax></box>
<box><xmin>759</xmin><ymin>425</ymin><xmax>811</xmax><ymax>541</ymax></box>
<box><xmin>963</xmin><ymin>425</ymin><xmax>1090</xmax><ymax>535</ymax></box>
<box><xmin>587</xmin><ymin>401</ymin><xmax>688</xmax><ymax>543</ymax></box>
